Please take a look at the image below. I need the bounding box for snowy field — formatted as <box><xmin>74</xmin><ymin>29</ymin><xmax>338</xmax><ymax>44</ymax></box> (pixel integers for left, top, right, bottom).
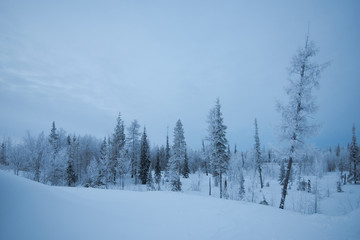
<box><xmin>1</xmin><ymin>170</ymin><xmax>359</xmax><ymax>240</ymax></box>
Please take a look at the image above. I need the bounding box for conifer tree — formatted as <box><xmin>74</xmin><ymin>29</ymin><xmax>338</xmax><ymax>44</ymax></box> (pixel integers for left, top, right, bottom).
<box><xmin>254</xmin><ymin>118</ymin><xmax>264</xmax><ymax>188</ymax></box>
<box><xmin>48</xmin><ymin>121</ymin><xmax>59</xmax><ymax>155</ymax></box>
<box><xmin>127</xmin><ymin>120</ymin><xmax>141</xmax><ymax>183</ymax></box>
<box><xmin>146</xmin><ymin>167</ymin><xmax>155</xmax><ymax>191</ymax></box>
<box><xmin>109</xmin><ymin>113</ymin><xmax>126</xmax><ymax>184</ymax></box>
<box><xmin>155</xmin><ymin>150</ymin><xmax>162</xmax><ymax>189</ymax></box>
<box><xmin>207</xmin><ymin>98</ymin><xmax>229</xmax><ymax>198</ymax></box>
<box><xmin>66</xmin><ymin>159</ymin><xmax>76</xmax><ymax>187</ymax></box>
<box><xmin>66</xmin><ymin>136</ymin><xmax>76</xmax><ymax>186</ymax></box>
<box><xmin>349</xmin><ymin>125</ymin><xmax>359</xmax><ymax>184</ymax></box>
<box><xmin>168</xmin><ymin>119</ymin><xmax>186</xmax><ymax>191</ymax></box>
<box><xmin>98</xmin><ymin>138</ymin><xmax>108</xmax><ymax>186</ymax></box>
<box><xmin>164</xmin><ymin>130</ymin><xmax>171</xmax><ymax>181</ymax></box>
<box><xmin>139</xmin><ymin>127</ymin><xmax>151</xmax><ymax>184</ymax></box>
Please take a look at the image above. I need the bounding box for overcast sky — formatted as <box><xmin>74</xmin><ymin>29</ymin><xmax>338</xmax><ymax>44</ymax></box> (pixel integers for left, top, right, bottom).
<box><xmin>0</xmin><ymin>0</ymin><xmax>359</xmax><ymax>150</ymax></box>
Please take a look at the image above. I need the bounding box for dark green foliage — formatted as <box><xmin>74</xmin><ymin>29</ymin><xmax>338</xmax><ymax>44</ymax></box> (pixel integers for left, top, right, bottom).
<box><xmin>66</xmin><ymin>160</ymin><xmax>76</xmax><ymax>186</ymax></box>
<box><xmin>349</xmin><ymin>125</ymin><xmax>359</xmax><ymax>184</ymax></box>
<box><xmin>139</xmin><ymin>128</ymin><xmax>150</xmax><ymax>184</ymax></box>
<box><xmin>0</xmin><ymin>143</ymin><xmax>7</xmax><ymax>165</ymax></box>
<box><xmin>171</xmin><ymin>179</ymin><xmax>182</xmax><ymax>192</ymax></box>
<box><xmin>155</xmin><ymin>150</ymin><xmax>162</xmax><ymax>186</ymax></box>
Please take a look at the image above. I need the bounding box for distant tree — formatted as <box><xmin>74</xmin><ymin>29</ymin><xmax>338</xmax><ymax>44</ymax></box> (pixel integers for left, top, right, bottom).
<box><xmin>139</xmin><ymin>127</ymin><xmax>151</xmax><ymax>184</ymax></box>
<box><xmin>48</xmin><ymin>121</ymin><xmax>59</xmax><ymax>156</ymax></box>
<box><xmin>207</xmin><ymin>98</ymin><xmax>229</xmax><ymax>198</ymax></box>
<box><xmin>98</xmin><ymin>138</ymin><xmax>108</xmax><ymax>186</ymax></box>
<box><xmin>86</xmin><ymin>157</ymin><xmax>99</xmax><ymax>187</ymax></box>
<box><xmin>109</xmin><ymin>113</ymin><xmax>126</xmax><ymax>184</ymax></box>
<box><xmin>165</xmin><ymin>130</ymin><xmax>171</xmax><ymax>164</ymax></box>
<box><xmin>0</xmin><ymin>142</ymin><xmax>7</xmax><ymax>165</ymax></box>
<box><xmin>146</xmin><ymin>167</ymin><xmax>155</xmax><ymax>191</ymax></box>
<box><xmin>155</xmin><ymin>150</ymin><xmax>162</xmax><ymax>189</ymax></box>
<box><xmin>168</xmin><ymin>120</ymin><xmax>186</xmax><ymax>191</ymax></box>
<box><xmin>349</xmin><ymin>125</ymin><xmax>359</xmax><ymax>184</ymax></box>
<box><xmin>164</xmin><ymin>130</ymin><xmax>171</xmax><ymax>181</ymax></box>
<box><xmin>127</xmin><ymin>120</ymin><xmax>141</xmax><ymax>184</ymax></box>
<box><xmin>278</xmin><ymin>36</ymin><xmax>328</xmax><ymax>209</ymax></box>
<box><xmin>254</xmin><ymin>118</ymin><xmax>264</xmax><ymax>188</ymax></box>
<box><xmin>66</xmin><ymin>159</ymin><xmax>76</xmax><ymax>186</ymax></box>
<box><xmin>9</xmin><ymin>143</ymin><xmax>27</xmax><ymax>176</ymax></box>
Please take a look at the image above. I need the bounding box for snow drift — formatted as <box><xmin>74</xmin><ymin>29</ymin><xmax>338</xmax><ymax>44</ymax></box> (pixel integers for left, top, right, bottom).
<box><xmin>0</xmin><ymin>171</ymin><xmax>359</xmax><ymax>240</ymax></box>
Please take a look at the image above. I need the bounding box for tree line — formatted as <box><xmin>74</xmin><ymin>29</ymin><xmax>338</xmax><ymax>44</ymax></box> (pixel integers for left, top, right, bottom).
<box><xmin>1</xmin><ymin>35</ymin><xmax>359</xmax><ymax>210</ymax></box>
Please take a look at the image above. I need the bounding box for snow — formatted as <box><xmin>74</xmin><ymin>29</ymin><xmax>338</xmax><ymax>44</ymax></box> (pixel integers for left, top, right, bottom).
<box><xmin>1</xmin><ymin>171</ymin><xmax>359</xmax><ymax>240</ymax></box>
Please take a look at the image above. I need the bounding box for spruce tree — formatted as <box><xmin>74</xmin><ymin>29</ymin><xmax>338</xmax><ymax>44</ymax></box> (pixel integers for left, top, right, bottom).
<box><xmin>168</xmin><ymin>119</ymin><xmax>186</xmax><ymax>191</ymax></box>
<box><xmin>127</xmin><ymin>120</ymin><xmax>141</xmax><ymax>183</ymax></box>
<box><xmin>48</xmin><ymin>121</ymin><xmax>59</xmax><ymax>154</ymax></box>
<box><xmin>254</xmin><ymin>118</ymin><xmax>264</xmax><ymax>188</ymax></box>
<box><xmin>349</xmin><ymin>125</ymin><xmax>359</xmax><ymax>184</ymax></box>
<box><xmin>139</xmin><ymin>127</ymin><xmax>151</xmax><ymax>184</ymax></box>
<box><xmin>109</xmin><ymin>113</ymin><xmax>126</xmax><ymax>184</ymax></box>
<box><xmin>98</xmin><ymin>138</ymin><xmax>108</xmax><ymax>186</ymax></box>
<box><xmin>155</xmin><ymin>150</ymin><xmax>162</xmax><ymax>189</ymax></box>
<box><xmin>66</xmin><ymin>160</ymin><xmax>76</xmax><ymax>186</ymax></box>
<box><xmin>207</xmin><ymin>98</ymin><xmax>229</xmax><ymax>198</ymax></box>
<box><xmin>146</xmin><ymin>167</ymin><xmax>155</xmax><ymax>191</ymax></box>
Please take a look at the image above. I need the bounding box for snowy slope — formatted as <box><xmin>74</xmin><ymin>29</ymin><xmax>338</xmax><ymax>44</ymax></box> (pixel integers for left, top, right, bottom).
<box><xmin>0</xmin><ymin>171</ymin><xmax>359</xmax><ymax>240</ymax></box>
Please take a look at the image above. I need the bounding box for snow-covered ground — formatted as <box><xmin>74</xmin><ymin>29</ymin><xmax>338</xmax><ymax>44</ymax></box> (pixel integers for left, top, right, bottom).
<box><xmin>1</xmin><ymin>170</ymin><xmax>359</xmax><ymax>240</ymax></box>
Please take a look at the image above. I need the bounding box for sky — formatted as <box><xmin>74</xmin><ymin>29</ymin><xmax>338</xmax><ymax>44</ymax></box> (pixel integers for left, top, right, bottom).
<box><xmin>0</xmin><ymin>0</ymin><xmax>359</xmax><ymax>150</ymax></box>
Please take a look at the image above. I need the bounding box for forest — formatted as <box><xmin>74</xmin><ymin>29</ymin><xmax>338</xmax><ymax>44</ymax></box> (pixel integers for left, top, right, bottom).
<box><xmin>1</xmin><ymin>37</ymin><xmax>359</xmax><ymax>214</ymax></box>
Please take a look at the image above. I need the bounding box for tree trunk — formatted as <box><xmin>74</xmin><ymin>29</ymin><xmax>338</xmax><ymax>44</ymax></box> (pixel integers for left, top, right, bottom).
<box><xmin>259</xmin><ymin>166</ymin><xmax>264</xmax><ymax>189</ymax></box>
<box><xmin>209</xmin><ymin>177</ymin><xmax>211</xmax><ymax>196</ymax></box>
<box><xmin>220</xmin><ymin>172</ymin><xmax>223</xmax><ymax>199</ymax></box>
<box><xmin>279</xmin><ymin>156</ymin><xmax>293</xmax><ymax>209</ymax></box>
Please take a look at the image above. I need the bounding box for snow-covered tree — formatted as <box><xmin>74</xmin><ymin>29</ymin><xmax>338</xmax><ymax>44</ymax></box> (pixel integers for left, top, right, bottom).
<box><xmin>155</xmin><ymin>149</ymin><xmax>162</xmax><ymax>189</ymax></box>
<box><xmin>48</xmin><ymin>121</ymin><xmax>59</xmax><ymax>156</ymax></box>
<box><xmin>127</xmin><ymin>120</ymin><xmax>141</xmax><ymax>183</ymax></box>
<box><xmin>98</xmin><ymin>138</ymin><xmax>108</xmax><ymax>186</ymax></box>
<box><xmin>349</xmin><ymin>125</ymin><xmax>359</xmax><ymax>184</ymax></box>
<box><xmin>168</xmin><ymin>119</ymin><xmax>186</xmax><ymax>191</ymax></box>
<box><xmin>109</xmin><ymin>113</ymin><xmax>126</xmax><ymax>184</ymax></box>
<box><xmin>254</xmin><ymin>118</ymin><xmax>264</xmax><ymax>188</ymax></box>
<box><xmin>139</xmin><ymin>127</ymin><xmax>151</xmax><ymax>184</ymax></box>
<box><xmin>66</xmin><ymin>158</ymin><xmax>76</xmax><ymax>186</ymax></box>
<box><xmin>117</xmin><ymin>149</ymin><xmax>130</xmax><ymax>189</ymax></box>
<box><xmin>278</xmin><ymin>36</ymin><xmax>328</xmax><ymax>209</ymax></box>
<box><xmin>146</xmin><ymin>167</ymin><xmax>155</xmax><ymax>191</ymax></box>
<box><xmin>86</xmin><ymin>157</ymin><xmax>99</xmax><ymax>186</ymax></box>
<box><xmin>207</xmin><ymin>98</ymin><xmax>229</xmax><ymax>198</ymax></box>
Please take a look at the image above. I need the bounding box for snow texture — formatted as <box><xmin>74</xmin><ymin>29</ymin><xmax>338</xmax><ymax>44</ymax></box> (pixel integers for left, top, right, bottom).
<box><xmin>1</xmin><ymin>170</ymin><xmax>359</xmax><ymax>240</ymax></box>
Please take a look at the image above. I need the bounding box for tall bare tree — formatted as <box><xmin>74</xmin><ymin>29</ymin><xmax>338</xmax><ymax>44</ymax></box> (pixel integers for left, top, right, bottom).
<box><xmin>278</xmin><ymin>36</ymin><xmax>328</xmax><ymax>209</ymax></box>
